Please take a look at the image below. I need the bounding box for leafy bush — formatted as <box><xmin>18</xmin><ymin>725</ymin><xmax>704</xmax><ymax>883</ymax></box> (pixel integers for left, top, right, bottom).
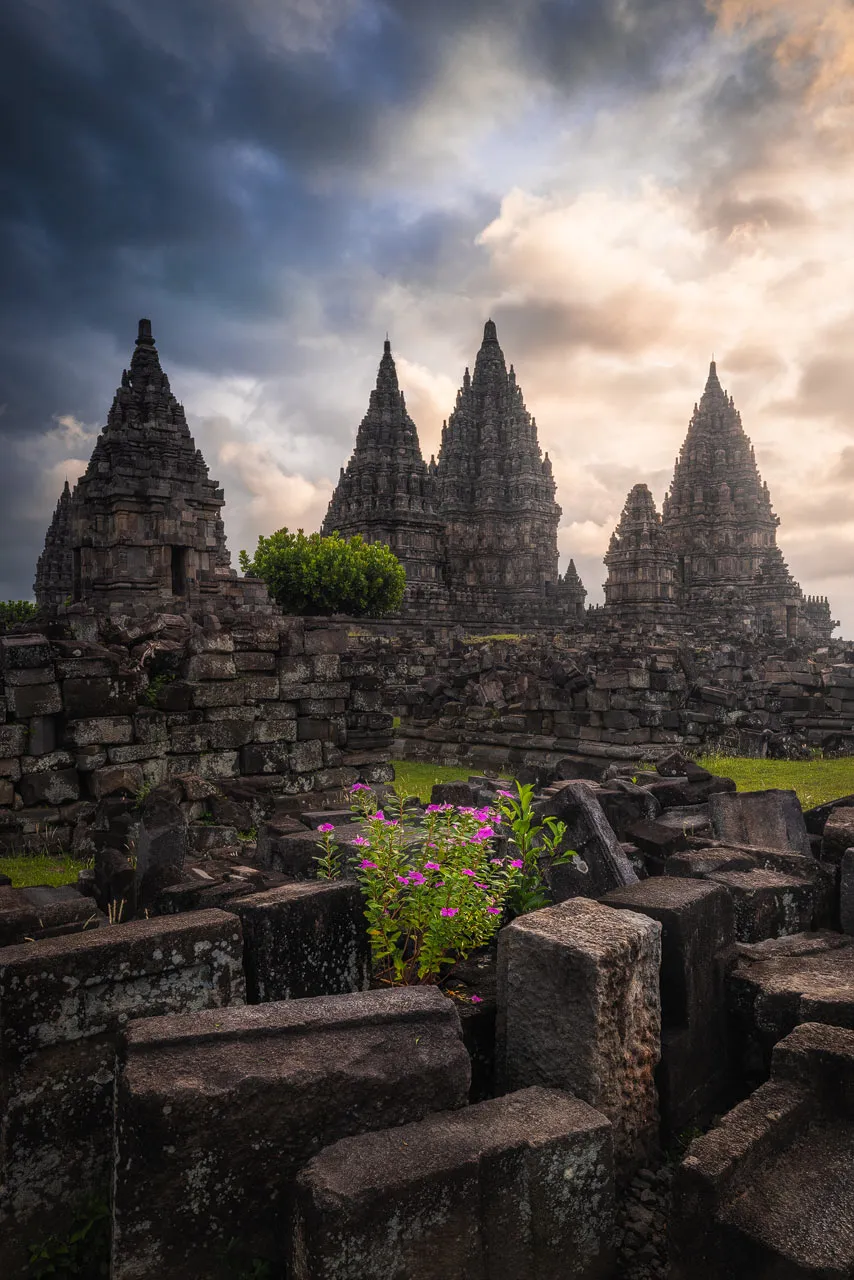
<box><xmin>239</xmin><ymin>529</ymin><xmax>405</xmax><ymax>617</ymax></box>
<box><xmin>0</xmin><ymin>600</ymin><xmax>37</xmax><ymax>630</ymax></box>
<box><xmin>27</xmin><ymin>1197</ymin><xmax>110</xmax><ymax>1278</ymax></box>
<box><xmin>496</xmin><ymin>782</ymin><xmax>583</xmax><ymax>914</ymax></box>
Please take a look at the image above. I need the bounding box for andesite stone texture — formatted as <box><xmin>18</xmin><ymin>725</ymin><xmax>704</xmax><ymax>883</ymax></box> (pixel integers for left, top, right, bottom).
<box><xmin>290</xmin><ymin>1087</ymin><xmax>615</xmax><ymax>1280</ymax></box>
<box><xmin>602</xmin><ymin>877</ymin><xmax>735</xmax><ymax>1138</ymax></box>
<box><xmin>671</xmin><ymin>1021</ymin><xmax>854</xmax><ymax>1279</ymax></box>
<box><xmin>112</xmin><ymin>987</ymin><xmax>471</xmax><ymax>1279</ymax></box>
<box><xmin>497</xmin><ymin>897</ymin><xmax>661</xmax><ymax>1163</ymax></box>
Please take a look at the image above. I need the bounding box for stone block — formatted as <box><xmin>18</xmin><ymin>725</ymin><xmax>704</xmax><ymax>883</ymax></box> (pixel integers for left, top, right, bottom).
<box><xmin>19</xmin><ymin>767</ymin><xmax>80</xmax><ymax>806</ymax></box>
<box><xmin>135</xmin><ymin>789</ymin><xmax>188</xmax><ymax>904</ymax></box>
<box><xmin>0</xmin><ymin>723</ymin><xmax>26</xmax><ymax>756</ymax></box>
<box><xmin>228</xmin><ymin>881</ymin><xmax>370</xmax><ymax>1002</ymax></box>
<box><xmin>290</xmin><ymin>738</ymin><xmax>324</xmax><ymax>773</ymax></box>
<box><xmin>184</xmin><ymin>652</ymin><xmax>237</xmax><ymax>681</ymax></box>
<box><xmin>89</xmin><ymin>763</ymin><xmax>144</xmax><ymax>799</ymax></box>
<box><xmin>291</xmin><ymin>1087</ymin><xmax>615</xmax><ymax>1280</ymax></box>
<box><xmin>206</xmin><ymin>718</ymin><xmax>256</xmax><ymax>749</ymax></box>
<box><xmin>62</xmin><ymin>674</ymin><xmax>140</xmax><ymax>717</ymax></box>
<box><xmin>65</xmin><ymin>715</ymin><xmax>135</xmax><ymax>747</ymax></box>
<box><xmin>244</xmin><ymin>674</ymin><xmax>280</xmax><ymax>700</ymax></box>
<box><xmin>709</xmin><ymin>787</ymin><xmax>811</xmax><ymax>857</ymax></box>
<box><xmin>727</xmin><ymin>931</ymin><xmax>854</xmax><ymax>1082</ymax></box>
<box><xmin>191</xmin><ymin>679</ymin><xmax>245</xmax><ymax>708</ymax></box>
<box><xmin>26</xmin><ymin>714</ymin><xmax>57</xmax><ymax>755</ymax></box>
<box><xmin>1</xmin><ymin>634</ymin><xmax>52</xmax><ymax>669</ymax></box>
<box><xmin>240</xmin><ymin>741</ymin><xmax>292</xmax><ymax>774</ymax></box>
<box><xmin>304</xmin><ymin>626</ymin><xmax>349</xmax><ymax>654</ymax></box>
<box><xmin>20</xmin><ymin>749</ymin><xmax>74</xmax><ymax>773</ymax></box>
<box><xmin>820</xmin><ymin>806</ymin><xmax>854</xmax><ymax>865</ymax></box>
<box><xmin>112</xmin><ymin>988</ymin><xmax>471</xmax><ymax>1279</ymax></box>
<box><xmin>0</xmin><ymin>911</ymin><xmax>245</xmax><ymax>1274</ymax></box>
<box><xmin>497</xmin><ymin>897</ymin><xmax>661</xmax><ymax>1162</ymax></box>
<box><xmin>0</xmin><ymin>908</ymin><xmax>245</xmax><ymax>1068</ymax></box>
<box><xmin>0</xmin><ymin>883</ymin><xmax>102</xmax><ymax>947</ymax></box>
<box><xmin>670</xmin><ymin>1022</ymin><xmax>854</xmax><ymax>1280</ymax></box>
<box><xmin>534</xmin><ymin>781</ymin><xmax>638</xmax><ymax>900</ymax></box>
<box><xmin>234</xmin><ymin>650</ymin><xmax>276</xmax><ymax>671</ymax></box>
<box><xmin>602</xmin><ymin>878</ymin><xmax>735</xmax><ymax>1137</ymax></box>
<box><xmin>5</xmin><ymin>681</ymin><xmax>62</xmax><ymax>717</ymax></box>
<box><xmin>4</xmin><ymin>665</ymin><xmax>56</xmax><ymax>686</ymax></box>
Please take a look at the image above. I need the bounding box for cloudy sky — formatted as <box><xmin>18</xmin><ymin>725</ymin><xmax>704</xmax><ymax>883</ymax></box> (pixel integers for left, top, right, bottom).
<box><xmin>3</xmin><ymin>0</ymin><xmax>853</xmax><ymax>631</ymax></box>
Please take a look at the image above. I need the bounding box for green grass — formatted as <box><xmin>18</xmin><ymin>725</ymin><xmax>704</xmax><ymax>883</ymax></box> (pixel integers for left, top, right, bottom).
<box><xmin>464</xmin><ymin>633</ymin><xmax>526</xmax><ymax>643</ymax></box>
<box><xmin>391</xmin><ymin>759</ymin><xmax>510</xmax><ymax>803</ymax></box>
<box><xmin>0</xmin><ymin>852</ymin><xmax>88</xmax><ymax>889</ymax></box>
<box><xmin>699</xmin><ymin>755</ymin><xmax>854</xmax><ymax>811</ymax></box>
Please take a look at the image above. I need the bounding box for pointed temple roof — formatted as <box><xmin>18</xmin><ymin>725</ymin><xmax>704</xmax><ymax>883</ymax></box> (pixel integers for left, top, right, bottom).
<box><xmin>34</xmin><ymin>479</ymin><xmax>74</xmax><ymax>605</ymax></box>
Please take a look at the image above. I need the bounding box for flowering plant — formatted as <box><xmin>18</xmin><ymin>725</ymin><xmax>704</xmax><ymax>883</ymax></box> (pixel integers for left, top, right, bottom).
<box><xmin>495</xmin><ymin>781</ymin><xmax>583</xmax><ymax>914</ymax></box>
<box><xmin>316</xmin><ymin>785</ymin><xmax>523</xmax><ymax>985</ymax></box>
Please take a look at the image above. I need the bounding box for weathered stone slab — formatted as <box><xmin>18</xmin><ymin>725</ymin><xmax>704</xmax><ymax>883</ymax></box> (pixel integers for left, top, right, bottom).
<box><xmin>602</xmin><ymin>878</ymin><xmax>734</xmax><ymax>1137</ymax></box>
<box><xmin>497</xmin><ymin>897</ymin><xmax>661</xmax><ymax>1162</ymax></box>
<box><xmin>228</xmin><ymin>880</ymin><xmax>370</xmax><ymax>1002</ymax></box>
<box><xmin>534</xmin><ymin>781</ymin><xmax>639</xmax><ymax>899</ymax></box>
<box><xmin>134</xmin><ymin>788</ymin><xmax>188</xmax><ymax>904</ymax></box>
<box><xmin>0</xmin><ymin>911</ymin><xmax>245</xmax><ymax>1275</ymax></box>
<box><xmin>0</xmin><ymin>883</ymin><xmax>102</xmax><ymax>947</ymax></box>
<box><xmin>708</xmin><ymin>787</ymin><xmax>811</xmax><ymax>857</ymax></box>
<box><xmin>820</xmin><ymin>806</ymin><xmax>854</xmax><ymax>865</ymax></box>
<box><xmin>290</xmin><ymin>1087</ymin><xmax>615</xmax><ymax>1280</ymax></box>
<box><xmin>727</xmin><ymin>930</ymin><xmax>854</xmax><ymax>1082</ymax></box>
<box><xmin>0</xmin><ymin>908</ymin><xmax>245</xmax><ymax>1069</ymax></box>
<box><xmin>671</xmin><ymin>1022</ymin><xmax>854</xmax><ymax>1280</ymax></box>
<box><xmin>112</xmin><ymin>988</ymin><xmax>471</xmax><ymax>1279</ymax></box>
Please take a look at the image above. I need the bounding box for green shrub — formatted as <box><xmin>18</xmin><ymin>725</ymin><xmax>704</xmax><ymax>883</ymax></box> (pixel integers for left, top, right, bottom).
<box><xmin>239</xmin><ymin>529</ymin><xmax>405</xmax><ymax>617</ymax></box>
<box><xmin>0</xmin><ymin>600</ymin><xmax>37</xmax><ymax>629</ymax></box>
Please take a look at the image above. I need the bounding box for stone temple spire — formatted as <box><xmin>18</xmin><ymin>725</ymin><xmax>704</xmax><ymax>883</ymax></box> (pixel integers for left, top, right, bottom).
<box><xmin>34</xmin><ymin>480</ymin><xmax>74</xmax><ymax>607</ymax></box>
<box><xmin>604</xmin><ymin>483</ymin><xmax>678</xmax><ymax>612</ymax></box>
<box><xmin>434</xmin><ymin>319</ymin><xmax>569</xmax><ymax>613</ymax></box>
<box><xmin>322</xmin><ymin>338</ymin><xmax>447</xmax><ymax>611</ymax></box>
<box><xmin>661</xmin><ymin>359</ymin><xmax>781</xmax><ymax>603</ymax></box>
<box><xmin>49</xmin><ymin>319</ymin><xmax>234</xmax><ymax>605</ymax></box>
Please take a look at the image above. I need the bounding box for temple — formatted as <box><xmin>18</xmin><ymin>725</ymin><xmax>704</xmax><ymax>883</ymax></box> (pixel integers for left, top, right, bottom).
<box><xmin>602</xmin><ymin>361</ymin><xmax>836</xmax><ymax>642</ymax></box>
<box><xmin>323</xmin><ymin>321</ymin><xmax>586</xmax><ymax>621</ymax></box>
<box><xmin>320</xmin><ymin>339</ymin><xmax>448</xmax><ymax>612</ymax></box>
<box><xmin>34</xmin><ymin>320</ymin><xmax>263</xmax><ymax>611</ymax></box>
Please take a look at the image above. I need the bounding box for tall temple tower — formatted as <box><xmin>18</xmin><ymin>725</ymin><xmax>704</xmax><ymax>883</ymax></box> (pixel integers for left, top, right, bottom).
<box><xmin>35</xmin><ymin>320</ymin><xmax>241</xmax><ymax>608</ymax></box>
<box><xmin>604</xmin><ymin>484</ymin><xmax>678</xmax><ymax>614</ymax></box>
<box><xmin>661</xmin><ymin>361</ymin><xmax>780</xmax><ymax>599</ymax></box>
<box><xmin>321</xmin><ymin>339</ymin><xmax>448</xmax><ymax>612</ymax></box>
<box><xmin>34</xmin><ymin>480</ymin><xmax>74</xmax><ymax>607</ymax></box>
<box><xmin>434</xmin><ymin>320</ymin><xmax>567</xmax><ymax>614</ymax></box>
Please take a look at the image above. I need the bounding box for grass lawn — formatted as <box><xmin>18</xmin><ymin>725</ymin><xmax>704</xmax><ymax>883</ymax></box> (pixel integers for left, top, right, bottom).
<box><xmin>390</xmin><ymin>759</ymin><xmax>510</xmax><ymax>802</ymax></box>
<box><xmin>698</xmin><ymin>755</ymin><xmax>854</xmax><ymax>811</ymax></box>
<box><xmin>0</xmin><ymin>852</ymin><xmax>89</xmax><ymax>889</ymax></box>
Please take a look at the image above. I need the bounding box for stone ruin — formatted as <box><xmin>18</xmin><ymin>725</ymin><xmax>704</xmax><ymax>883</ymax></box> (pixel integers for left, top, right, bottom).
<box><xmin>7</xmin><ymin>318</ymin><xmax>853</xmax><ymax>1276</ymax></box>
<box><xmin>324</xmin><ymin>334</ymin><xmax>835</xmax><ymax>644</ymax></box>
<box><xmin>1</xmin><ymin>731</ymin><xmax>854</xmax><ymax>1276</ymax></box>
<box><xmin>323</xmin><ymin>321</ymin><xmax>587</xmax><ymax>625</ymax></box>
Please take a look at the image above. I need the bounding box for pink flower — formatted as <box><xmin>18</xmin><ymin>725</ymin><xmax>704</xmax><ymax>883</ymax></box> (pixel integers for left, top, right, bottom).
<box><xmin>351</xmin><ymin>782</ymin><xmax>371</xmax><ymax>791</ymax></box>
<box><xmin>317</xmin><ymin>823</ymin><xmax>335</xmax><ymax>834</ymax></box>
<box><xmin>386</xmin><ymin>819</ymin><xmax>399</xmax><ymax>827</ymax></box>
<box><xmin>409</xmin><ymin>871</ymin><xmax>426</xmax><ymax>885</ymax></box>
<box><xmin>352</xmin><ymin>835</ymin><xmax>369</xmax><ymax>847</ymax></box>
<box><xmin>461</xmin><ymin>868</ymin><xmax>476</xmax><ymax>877</ymax></box>
<box><xmin>473</xmin><ymin>808</ymin><xmax>491</xmax><ymax>822</ymax></box>
<box><xmin>487</xmin><ymin>906</ymin><xmax>501</xmax><ymax>915</ymax></box>
<box><xmin>471</xmin><ymin>994</ymin><xmax>483</xmax><ymax>1004</ymax></box>
<box><xmin>490</xmin><ymin>858</ymin><xmax>503</xmax><ymax>866</ymax></box>
<box><xmin>474</xmin><ymin>826</ymin><xmax>495</xmax><ymax>841</ymax></box>
<box><xmin>396</xmin><ymin>874</ymin><xmax>410</xmax><ymax>884</ymax></box>
<box><xmin>497</xmin><ymin>789</ymin><xmax>514</xmax><ymax>799</ymax></box>
<box><xmin>458</xmin><ymin>807</ymin><xmax>475</xmax><ymax>816</ymax></box>
<box><xmin>360</xmin><ymin>859</ymin><xmax>378</xmax><ymax>870</ymax></box>
<box><xmin>474</xmin><ymin>882</ymin><xmax>488</xmax><ymax>890</ymax></box>
<box><xmin>493</xmin><ymin>814</ymin><xmax>502</xmax><ymax>825</ymax></box>
<box><xmin>509</xmin><ymin>859</ymin><xmax>524</xmax><ymax>869</ymax></box>
<box><xmin>426</xmin><ymin>804</ymin><xmax>443</xmax><ymax>813</ymax></box>
<box><xmin>440</xmin><ymin>907</ymin><xmax>459</xmax><ymax>918</ymax></box>
<box><xmin>424</xmin><ymin>861</ymin><xmax>441</xmax><ymax>871</ymax></box>
<box><xmin>372</xmin><ymin>810</ymin><xmax>385</xmax><ymax>821</ymax></box>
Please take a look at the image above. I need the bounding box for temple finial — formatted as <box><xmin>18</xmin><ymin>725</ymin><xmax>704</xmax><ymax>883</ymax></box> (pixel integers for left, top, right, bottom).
<box><xmin>136</xmin><ymin>318</ymin><xmax>155</xmax><ymax>347</ymax></box>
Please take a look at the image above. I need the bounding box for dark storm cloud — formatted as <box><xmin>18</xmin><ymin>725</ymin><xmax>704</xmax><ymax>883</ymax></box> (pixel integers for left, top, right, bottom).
<box><xmin>0</xmin><ymin>0</ymin><xmax>732</xmax><ymax>597</ymax></box>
